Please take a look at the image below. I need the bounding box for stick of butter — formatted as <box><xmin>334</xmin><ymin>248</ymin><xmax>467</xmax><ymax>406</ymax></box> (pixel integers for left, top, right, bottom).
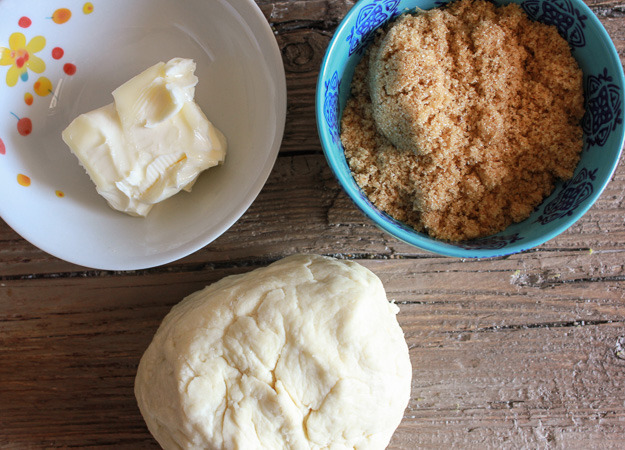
<box><xmin>62</xmin><ymin>58</ymin><xmax>227</xmax><ymax>217</ymax></box>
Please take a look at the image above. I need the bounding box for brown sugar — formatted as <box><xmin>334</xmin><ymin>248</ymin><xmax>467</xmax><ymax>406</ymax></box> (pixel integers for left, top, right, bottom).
<box><xmin>340</xmin><ymin>0</ymin><xmax>584</xmax><ymax>241</ymax></box>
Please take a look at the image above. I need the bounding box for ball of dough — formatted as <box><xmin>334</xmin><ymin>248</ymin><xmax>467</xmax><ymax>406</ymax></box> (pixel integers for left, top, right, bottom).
<box><xmin>135</xmin><ymin>254</ymin><xmax>412</xmax><ymax>449</ymax></box>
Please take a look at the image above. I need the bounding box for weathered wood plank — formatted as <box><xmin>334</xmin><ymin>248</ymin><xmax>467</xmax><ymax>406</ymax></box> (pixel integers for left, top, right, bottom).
<box><xmin>258</xmin><ymin>0</ymin><xmax>355</xmax><ymax>25</ymax></box>
<box><xmin>1</xmin><ymin>265</ymin><xmax>624</xmax><ymax>448</ymax></box>
<box><xmin>394</xmin><ymin>322</ymin><xmax>625</xmax><ymax>449</ymax></box>
<box><xmin>2</xmin><ymin>152</ymin><xmax>625</xmax><ymax>275</ymax></box>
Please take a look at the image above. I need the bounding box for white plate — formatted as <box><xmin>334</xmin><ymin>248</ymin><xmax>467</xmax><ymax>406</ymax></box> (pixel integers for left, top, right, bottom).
<box><xmin>0</xmin><ymin>0</ymin><xmax>286</xmax><ymax>270</ymax></box>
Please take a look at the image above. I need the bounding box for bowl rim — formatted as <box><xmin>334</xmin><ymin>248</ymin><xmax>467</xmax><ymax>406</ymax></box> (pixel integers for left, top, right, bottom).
<box><xmin>316</xmin><ymin>0</ymin><xmax>625</xmax><ymax>258</ymax></box>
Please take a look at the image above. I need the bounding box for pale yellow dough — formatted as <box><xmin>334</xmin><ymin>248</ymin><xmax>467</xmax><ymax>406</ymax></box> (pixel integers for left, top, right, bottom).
<box><xmin>134</xmin><ymin>254</ymin><xmax>412</xmax><ymax>449</ymax></box>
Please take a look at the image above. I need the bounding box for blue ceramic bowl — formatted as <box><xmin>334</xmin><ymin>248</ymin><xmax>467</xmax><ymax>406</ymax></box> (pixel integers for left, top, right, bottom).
<box><xmin>316</xmin><ymin>0</ymin><xmax>625</xmax><ymax>258</ymax></box>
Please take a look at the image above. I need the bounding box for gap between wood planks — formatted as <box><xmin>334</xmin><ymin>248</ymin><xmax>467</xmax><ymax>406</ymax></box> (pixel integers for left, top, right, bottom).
<box><xmin>0</xmin><ymin>247</ymin><xmax>616</xmax><ymax>282</ymax></box>
<box><xmin>444</xmin><ymin>318</ymin><xmax>625</xmax><ymax>333</ymax></box>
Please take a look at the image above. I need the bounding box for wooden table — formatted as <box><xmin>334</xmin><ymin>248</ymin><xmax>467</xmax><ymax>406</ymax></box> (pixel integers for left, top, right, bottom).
<box><xmin>2</xmin><ymin>0</ymin><xmax>624</xmax><ymax>448</ymax></box>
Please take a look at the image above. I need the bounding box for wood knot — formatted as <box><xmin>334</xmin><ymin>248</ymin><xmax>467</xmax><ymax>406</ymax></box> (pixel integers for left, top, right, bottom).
<box><xmin>278</xmin><ymin>31</ymin><xmax>328</xmax><ymax>73</ymax></box>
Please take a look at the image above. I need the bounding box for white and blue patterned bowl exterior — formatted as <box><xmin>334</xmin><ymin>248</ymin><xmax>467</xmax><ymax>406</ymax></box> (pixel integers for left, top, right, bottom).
<box><xmin>316</xmin><ymin>0</ymin><xmax>625</xmax><ymax>257</ymax></box>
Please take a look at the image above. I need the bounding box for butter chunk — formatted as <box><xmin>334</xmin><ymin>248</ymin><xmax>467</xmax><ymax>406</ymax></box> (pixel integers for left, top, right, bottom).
<box><xmin>62</xmin><ymin>58</ymin><xmax>227</xmax><ymax>217</ymax></box>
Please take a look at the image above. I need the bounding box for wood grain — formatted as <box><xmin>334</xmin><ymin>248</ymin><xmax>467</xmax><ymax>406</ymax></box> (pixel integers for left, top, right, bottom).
<box><xmin>1</xmin><ymin>0</ymin><xmax>625</xmax><ymax>448</ymax></box>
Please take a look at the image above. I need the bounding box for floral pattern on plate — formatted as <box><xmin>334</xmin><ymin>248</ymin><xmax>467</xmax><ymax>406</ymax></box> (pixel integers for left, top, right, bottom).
<box><xmin>0</xmin><ymin>2</ymin><xmax>94</xmax><ymax>193</ymax></box>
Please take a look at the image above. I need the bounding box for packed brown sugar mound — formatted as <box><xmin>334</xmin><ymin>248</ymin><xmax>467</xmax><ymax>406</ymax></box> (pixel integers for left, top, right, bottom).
<box><xmin>341</xmin><ymin>0</ymin><xmax>584</xmax><ymax>241</ymax></box>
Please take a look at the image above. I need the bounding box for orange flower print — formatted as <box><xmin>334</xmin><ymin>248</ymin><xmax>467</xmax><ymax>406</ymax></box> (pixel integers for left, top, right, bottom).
<box><xmin>0</xmin><ymin>32</ymin><xmax>46</xmax><ymax>87</ymax></box>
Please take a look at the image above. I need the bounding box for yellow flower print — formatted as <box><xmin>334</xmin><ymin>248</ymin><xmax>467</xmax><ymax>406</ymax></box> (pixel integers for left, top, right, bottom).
<box><xmin>0</xmin><ymin>32</ymin><xmax>46</xmax><ymax>87</ymax></box>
